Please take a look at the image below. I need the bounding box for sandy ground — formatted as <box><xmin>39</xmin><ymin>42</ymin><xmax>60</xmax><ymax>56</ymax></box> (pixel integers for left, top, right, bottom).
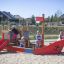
<box><xmin>0</xmin><ymin>52</ymin><xmax>64</xmax><ymax>64</ymax></box>
<box><xmin>0</xmin><ymin>38</ymin><xmax>64</xmax><ymax>64</ymax></box>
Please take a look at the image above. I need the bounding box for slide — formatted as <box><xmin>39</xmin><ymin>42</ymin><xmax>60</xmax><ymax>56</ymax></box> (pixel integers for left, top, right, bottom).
<box><xmin>34</xmin><ymin>39</ymin><xmax>64</xmax><ymax>55</ymax></box>
<box><xmin>0</xmin><ymin>39</ymin><xmax>9</xmax><ymax>51</ymax></box>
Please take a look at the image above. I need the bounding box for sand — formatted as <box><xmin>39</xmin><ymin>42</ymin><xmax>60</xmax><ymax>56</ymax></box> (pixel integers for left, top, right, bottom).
<box><xmin>0</xmin><ymin>52</ymin><xmax>64</xmax><ymax>64</ymax></box>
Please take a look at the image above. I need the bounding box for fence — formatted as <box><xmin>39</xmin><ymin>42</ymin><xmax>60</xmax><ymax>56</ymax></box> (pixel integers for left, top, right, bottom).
<box><xmin>0</xmin><ymin>25</ymin><xmax>64</xmax><ymax>35</ymax></box>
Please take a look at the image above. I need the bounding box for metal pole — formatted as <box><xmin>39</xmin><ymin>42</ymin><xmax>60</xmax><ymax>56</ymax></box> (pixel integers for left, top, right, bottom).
<box><xmin>26</xmin><ymin>21</ymin><xmax>28</xmax><ymax>30</ymax></box>
<box><xmin>26</xmin><ymin>21</ymin><xmax>30</xmax><ymax>47</ymax></box>
<box><xmin>19</xmin><ymin>19</ymin><xmax>20</xmax><ymax>26</ymax></box>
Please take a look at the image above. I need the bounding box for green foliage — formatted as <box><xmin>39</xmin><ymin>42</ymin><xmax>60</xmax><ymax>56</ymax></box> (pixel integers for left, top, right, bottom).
<box><xmin>47</xmin><ymin>10</ymin><xmax>62</xmax><ymax>22</ymax></box>
<box><xmin>31</xmin><ymin>15</ymin><xmax>36</xmax><ymax>25</ymax></box>
<box><xmin>29</xmin><ymin>26</ymin><xmax>64</xmax><ymax>35</ymax></box>
<box><xmin>44</xmin><ymin>26</ymin><xmax>64</xmax><ymax>34</ymax></box>
<box><xmin>50</xmin><ymin>15</ymin><xmax>54</xmax><ymax>22</ymax></box>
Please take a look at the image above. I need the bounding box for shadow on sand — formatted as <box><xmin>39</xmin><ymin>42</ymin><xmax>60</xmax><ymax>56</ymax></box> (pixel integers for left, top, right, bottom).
<box><xmin>0</xmin><ymin>51</ymin><xmax>17</xmax><ymax>55</ymax></box>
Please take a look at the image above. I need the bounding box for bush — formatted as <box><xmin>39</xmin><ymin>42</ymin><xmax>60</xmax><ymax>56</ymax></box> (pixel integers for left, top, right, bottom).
<box><xmin>44</xmin><ymin>26</ymin><xmax>64</xmax><ymax>34</ymax></box>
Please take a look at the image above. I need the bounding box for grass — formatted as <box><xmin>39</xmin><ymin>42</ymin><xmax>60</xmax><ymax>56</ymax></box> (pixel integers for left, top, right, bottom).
<box><xmin>44</xmin><ymin>34</ymin><xmax>59</xmax><ymax>39</ymax></box>
<box><xmin>0</xmin><ymin>34</ymin><xmax>59</xmax><ymax>40</ymax></box>
<box><xmin>29</xmin><ymin>34</ymin><xmax>59</xmax><ymax>40</ymax></box>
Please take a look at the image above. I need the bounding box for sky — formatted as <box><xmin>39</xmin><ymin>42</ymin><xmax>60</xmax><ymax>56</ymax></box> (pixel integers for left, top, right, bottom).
<box><xmin>0</xmin><ymin>0</ymin><xmax>64</xmax><ymax>18</ymax></box>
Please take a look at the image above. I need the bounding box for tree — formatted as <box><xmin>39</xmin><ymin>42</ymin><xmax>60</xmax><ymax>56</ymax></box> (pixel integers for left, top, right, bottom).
<box><xmin>47</xmin><ymin>16</ymin><xmax>50</xmax><ymax>22</ymax></box>
<box><xmin>0</xmin><ymin>17</ymin><xmax>1</xmax><ymax>24</ymax></box>
<box><xmin>54</xmin><ymin>13</ymin><xmax>58</xmax><ymax>22</ymax></box>
<box><xmin>55</xmin><ymin>10</ymin><xmax>62</xmax><ymax>17</ymax></box>
<box><xmin>54</xmin><ymin>13</ymin><xmax>61</xmax><ymax>22</ymax></box>
<box><xmin>31</xmin><ymin>15</ymin><xmax>36</xmax><ymax>25</ymax></box>
<box><xmin>50</xmin><ymin>15</ymin><xmax>54</xmax><ymax>22</ymax></box>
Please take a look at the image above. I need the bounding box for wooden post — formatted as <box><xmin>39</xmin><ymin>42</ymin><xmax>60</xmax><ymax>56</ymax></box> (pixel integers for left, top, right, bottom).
<box><xmin>41</xmin><ymin>14</ymin><xmax>44</xmax><ymax>47</ymax></box>
<box><xmin>2</xmin><ymin>32</ymin><xmax>4</xmax><ymax>40</ymax></box>
<box><xmin>41</xmin><ymin>22</ymin><xmax>44</xmax><ymax>47</ymax></box>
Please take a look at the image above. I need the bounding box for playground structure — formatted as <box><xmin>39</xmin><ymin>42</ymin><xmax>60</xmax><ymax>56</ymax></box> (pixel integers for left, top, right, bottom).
<box><xmin>0</xmin><ymin>32</ymin><xmax>64</xmax><ymax>54</ymax></box>
<box><xmin>0</xmin><ymin>16</ymin><xmax>64</xmax><ymax>55</ymax></box>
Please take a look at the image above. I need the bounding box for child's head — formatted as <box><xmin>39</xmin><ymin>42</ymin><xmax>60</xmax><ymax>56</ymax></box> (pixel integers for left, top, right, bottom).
<box><xmin>37</xmin><ymin>30</ymin><xmax>40</xmax><ymax>35</ymax></box>
<box><xmin>60</xmin><ymin>30</ymin><xmax>64</xmax><ymax>35</ymax></box>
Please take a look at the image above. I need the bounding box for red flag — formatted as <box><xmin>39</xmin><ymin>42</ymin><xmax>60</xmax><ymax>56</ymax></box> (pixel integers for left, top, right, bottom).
<box><xmin>35</xmin><ymin>17</ymin><xmax>44</xmax><ymax>22</ymax></box>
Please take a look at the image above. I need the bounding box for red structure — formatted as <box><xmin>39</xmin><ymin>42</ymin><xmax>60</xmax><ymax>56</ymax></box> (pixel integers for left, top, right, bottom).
<box><xmin>0</xmin><ymin>16</ymin><xmax>64</xmax><ymax>55</ymax></box>
<box><xmin>0</xmin><ymin>33</ymin><xmax>64</xmax><ymax>55</ymax></box>
<box><xmin>34</xmin><ymin>40</ymin><xmax>64</xmax><ymax>55</ymax></box>
<box><xmin>34</xmin><ymin>16</ymin><xmax>64</xmax><ymax>55</ymax></box>
<box><xmin>36</xmin><ymin>17</ymin><xmax>44</xmax><ymax>22</ymax></box>
<box><xmin>0</xmin><ymin>33</ymin><xmax>25</xmax><ymax>52</ymax></box>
